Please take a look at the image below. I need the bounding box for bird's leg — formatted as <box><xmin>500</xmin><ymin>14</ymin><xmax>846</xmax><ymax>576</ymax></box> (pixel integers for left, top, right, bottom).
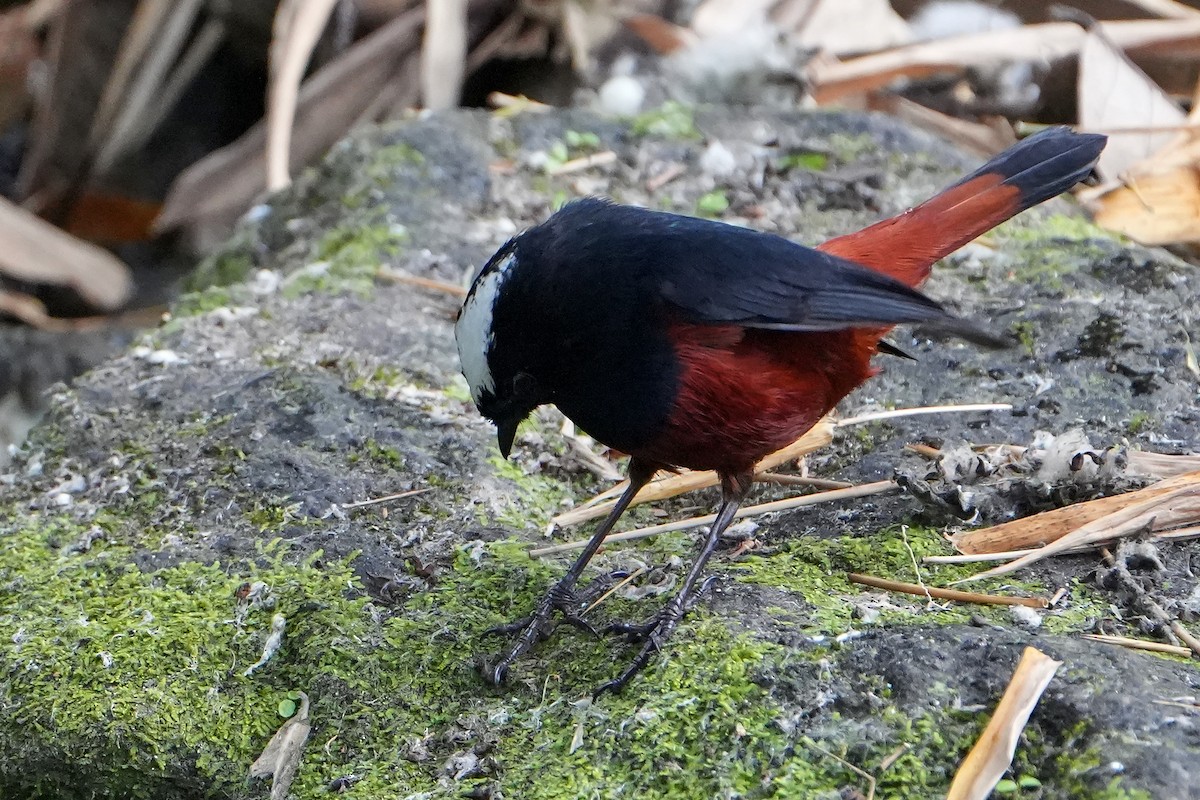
<box><xmin>595</xmin><ymin>471</ymin><xmax>752</xmax><ymax>697</ymax></box>
<box><xmin>482</xmin><ymin>459</ymin><xmax>657</xmax><ymax>685</ymax></box>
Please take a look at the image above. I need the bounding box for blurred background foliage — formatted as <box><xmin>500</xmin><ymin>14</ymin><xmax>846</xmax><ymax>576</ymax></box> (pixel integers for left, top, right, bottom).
<box><xmin>1</xmin><ymin>0</ymin><xmax>1199</xmax><ymax>344</ymax></box>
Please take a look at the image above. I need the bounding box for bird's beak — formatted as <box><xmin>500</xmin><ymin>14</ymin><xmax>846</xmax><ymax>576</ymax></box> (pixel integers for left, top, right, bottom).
<box><xmin>496</xmin><ymin>416</ymin><xmax>520</xmax><ymax>459</ymax></box>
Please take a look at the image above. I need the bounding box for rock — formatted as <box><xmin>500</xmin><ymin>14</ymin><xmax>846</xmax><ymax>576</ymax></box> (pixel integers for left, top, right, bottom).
<box><xmin>0</xmin><ymin>106</ymin><xmax>1196</xmax><ymax>799</ymax></box>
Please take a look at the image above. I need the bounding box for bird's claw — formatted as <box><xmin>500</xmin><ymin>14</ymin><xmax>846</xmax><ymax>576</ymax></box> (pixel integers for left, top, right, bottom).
<box><xmin>593</xmin><ymin>575</ymin><xmax>719</xmax><ymax>697</ymax></box>
<box><xmin>482</xmin><ymin>572</ymin><xmax>628</xmax><ymax>685</ymax></box>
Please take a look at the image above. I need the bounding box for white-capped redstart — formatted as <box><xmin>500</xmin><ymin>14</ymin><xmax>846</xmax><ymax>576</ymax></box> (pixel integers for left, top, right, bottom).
<box><xmin>456</xmin><ymin>127</ymin><xmax>1106</xmax><ymax>694</ymax></box>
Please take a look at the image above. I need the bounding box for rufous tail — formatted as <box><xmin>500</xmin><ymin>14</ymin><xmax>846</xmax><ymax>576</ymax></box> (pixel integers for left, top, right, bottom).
<box><xmin>819</xmin><ymin>127</ymin><xmax>1106</xmax><ymax>287</ymax></box>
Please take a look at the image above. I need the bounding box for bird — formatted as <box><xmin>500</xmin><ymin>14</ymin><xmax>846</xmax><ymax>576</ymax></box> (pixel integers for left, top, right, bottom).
<box><xmin>455</xmin><ymin>126</ymin><xmax>1106</xmax><ymax>694</ymax></box>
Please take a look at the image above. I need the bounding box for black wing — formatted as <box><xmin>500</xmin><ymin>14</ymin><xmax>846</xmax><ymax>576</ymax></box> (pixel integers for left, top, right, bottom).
<box><xmin>553</xmin><ymin>199</ymin><xmax>1002</xmax><ymax>345</ymax></box>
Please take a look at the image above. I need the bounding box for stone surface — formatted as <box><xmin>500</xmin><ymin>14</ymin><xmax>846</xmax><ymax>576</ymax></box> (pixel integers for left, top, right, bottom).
<box><xmin>0</xmin><ymin>106</ymin><xmax>1197</xmax><ymax>799</ymax></box>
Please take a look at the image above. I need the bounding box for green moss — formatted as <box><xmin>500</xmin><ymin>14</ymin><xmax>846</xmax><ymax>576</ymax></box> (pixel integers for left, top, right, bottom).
<box><xmin>172</xmin><ymin>285</ymin><xmax>238</xmax><ymax>318</ymax></box>
<box><xmin>488</xmin><ymin>455</ymin><xmax>576</xmax><ymax>529</ymax></box>
<box><xmin>1012</xmin><ymin>321</ymin><xmax>1037</xmax><ymax>356</ymax></box>
<box><xmin>246</xmin><ymin>499</ymin><xmax>297</xmax><ymax>530</ymax></box>
<box><xmin>1126</xmin><ymin>410</ymin><xmax>1153</xmax><ymax>435</ymax></box>
<box><xmin>991</xmin><ymin>213</ymin><xmax>1114</xmax><ymax>292</ymax></box>
<box><xmin>361</xmin><ymin>438</ymin><xmax>405</xmax><ymax>470</ymax></box>
<box><xmin>631</xmin><ymin>101</ymin><xmax>699</xmax><ymax>139</ymax></box>
<box><xmin>188</xmin><ymin>250</ymin><xmax>255</xmax><ymax>293</ymax></box>
<box><xmin>282</xmin><ymin>222</ymin><xmax>407</xmax><ymax>299</ymax></box>
<box><xmin>725</xmin><ymin>525</ymin><xmax>1095</xmax><ymax>635</ymax></box>
<box><xmin>0</xmin><ymin>507</ymin><xmax>1156</xmax><ymax>800</ymax></box>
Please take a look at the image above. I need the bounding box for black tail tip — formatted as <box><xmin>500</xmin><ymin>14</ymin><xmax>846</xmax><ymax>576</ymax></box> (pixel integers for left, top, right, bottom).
<box><xmin>1023</xmin><ymin>125</ymin><xmax>1107</xmax><ymax>160</ymax></box>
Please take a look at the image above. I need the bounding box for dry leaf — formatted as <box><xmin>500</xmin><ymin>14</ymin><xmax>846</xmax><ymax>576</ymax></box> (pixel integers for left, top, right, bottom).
<box><xmin>790</xmin><ymin>0</ymin><xmax>911</xmax><ymax>55</ymax></box>
<box><xmin>690</xmin><ymin>0</ymin><xmax>777</xmax><ymax>38</ymax></box>
<box><xmin>951</xmin><ymin>469</ymin><xmax>1200</xmax><ymax>556</ymax></box>
<box><xmin>866</xmin><ymin>94</ymin><xmax>1015</xmax><ymax>157</ymax></box>
<box><xmin>0</xmin><ymin>196</ymin><xmax>132</xmax><ymax>310</ymax></box>
<box><xmin>1077</xmin><ymin>23</ymin><xmax>1185</xmax><ymax>182</ymax></box>
<box><xmin>420</xmin><ymin>0</ymin><xmax>467</xmax><ymax>109</ymax></box>
<box><xmin>960</xmin><ymin>480</ymin><xmax>1200</xmax><ymax>582</ymax></box>
<box><xmin>157</xmin><ymin>7</ymin><xmax>424</xmax><ymax>239</ymax></box>
<box><xmin>268</xmin><ymin>0</ymin><xmax>340</xmax><ymax>191</ymax></box>
<box><xmin>809</xmin><ymin>19</ymin><xmax>1200</xmax><ymax>104</ymax></box>
<box><xmin>1092</xmin><ymin>169</ymin><xmax>1200</xmax><ymax>245</ymax></box>
<box><xmin>623</xmin><ymin>14</ymin><xmax>695</xmax><ymax>55</ymax></box>
<box><xmin>249</xmin><ymin>692</ymin><xmax>311</xmax><ymax>800</ymax></box>
<box><xmin>946</xmin><ymin>647</ymin><xmax>1061</xmax><ymax>800</ymax></box>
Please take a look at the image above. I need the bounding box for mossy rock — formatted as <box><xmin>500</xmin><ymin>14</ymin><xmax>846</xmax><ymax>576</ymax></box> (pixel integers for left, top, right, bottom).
<box><xmin>1</xmin><ymin>107</ymin><xmax>1197</xmax><ymax>798</ymax></box>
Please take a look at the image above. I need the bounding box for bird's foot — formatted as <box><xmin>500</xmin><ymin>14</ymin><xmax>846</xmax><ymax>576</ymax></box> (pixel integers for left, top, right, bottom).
<box><xmin>594</xmin><ymin>575</ymin><xmax>718</xmax><ymax>697</ymax></box>
<box><xmin>481</xmin><ymin>572</ymin><xmax>625</xmax><ymax>685</ymax></box>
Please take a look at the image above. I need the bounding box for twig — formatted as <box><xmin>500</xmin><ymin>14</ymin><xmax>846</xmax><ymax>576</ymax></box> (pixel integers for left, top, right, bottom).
<box><xmin>1170</xmin><ymin>621</ymin><xmax>1200</xmax><ymax>658</ymax></box>
<box><xmin>836</xmin><ymin>403</ymin><xmax>1011</xmax><ymax>427</ymax></box>
<box><xmin>1083</xmin><ymin>633</ymin><xmax>1194</xmax><ymax>657</ymax></box>
<box><xmin>758</xmin><ymin>472</ymin><xmax>853</xmax><ymax>490</ymax></box>
<box><xmin>1151</xmin><ymin>699</ymin><xmax>1200</xmax><ymax>710</ymax></box>
<box><xmin>376</xmin><ymin>268</ymin><xmax>467</xmax><ymax>297</ymax></box>
<box><xmin>340</xmin><ymin>488</ymin><xmax>430</xmax><ymax>510</ymax></box>
<box><xmin>552</xmin><ymin>418</ymin><xmax>835</xmax><ymax>528</ymax></box>
<box><xmin>847</xmin><ymin>573</ymin><xmax>1048</xmax><ymax>608</ymax></box>
<box><xmin>904</xmin><ymin>443</ymin><xmax>942</xmax><ymax>459</ymax></box>
<box><xmin>533</xmin><ymin>481</ymin><xmax>896</xmax><ymax>557</ymax></box>
<box><xmin>878</xmin><ymin>743</ymin><xmax>912</xmax><ymax>772</ymax></box>
<box><xmin>645</xmin><ymin>162</ymin><xmax>686</xmax><ymax>192</ymax></box>
<box><xmin>582</xmin><ymin>566</ymin><xmax>646</xmax><ymax>615</ymax></box>
<box><xmin>802</xmin><ymin>738</ymin><xmax>876</xmax><ymax>800</ymax></box>
<box><xmin>547</xmin><ymin>150</ymin><xmax>618</xmax><ymax>175</ymax></box>
<box><xmin>899</xmin><ymin>525</ymin><xmax>935</xmax><ymax>607</ymax></box>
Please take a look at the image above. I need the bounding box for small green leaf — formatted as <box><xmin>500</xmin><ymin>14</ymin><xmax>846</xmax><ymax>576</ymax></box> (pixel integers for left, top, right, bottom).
<box><xmin>564</xmin><ymin>130</ymin><xmax>600</xmax><ymax>151</ymax></box>
<box><xmin>278</xmin><ymin>698</ymin><xmax>297</xmax><ymax>718</ymax></box>
<box><xmin>287</xmin><ymin>690</ymin><xmax>303</xmax><ymax>701</ymax></box>
<box><xmin>1018</xmin><ymin>776</ymin><xmax>1042</xmax><ymax>789</ymax></box>
<box><xmin>779</xmin><ymin>151</ymin><xmax>829</xmax><ymax>171</ymax></box>
<box><xmin>994</xmin><ymin>779</ymin><xmax>1019</xmax><ymax>794</ymax></box>
<box><xmin>696</xmin><ymin>190</ymin><xmax>729</xmax><ymax>216</ymax></box>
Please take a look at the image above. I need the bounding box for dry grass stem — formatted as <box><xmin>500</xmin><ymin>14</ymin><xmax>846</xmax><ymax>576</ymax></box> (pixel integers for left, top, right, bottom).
<box><xmin>1170</xmin><ymin>621</ymin><xmax>1200</xmax><ymax>658</ymax></box>
<box><xmin>946</xmin><ymin>647</ymin><xmax>1061</xmax><ymax>800</ymax></box>
<box><xmin>546</xmin><ymin>151</ymin><xmax>618</xmax><ymax>175</ymax></box>
<box><xmin>420</xmin><ymin>0</ymin><xmax>467</xmax><ymax>109</ymax></box>
<box><xmin>835</xmin><ymin>403</ymin><xmax>1012</xmax><ymax>428</ymax></box>
<box><xmin>551</xmin><ymin>417</ymin><xmax>836</xmax><ymax>528</ymax></box>
<box><xmin>757</xmin><ymin>472</ymin><xmax>853</xmax><ymax>490</ymax></box>
<box><xmin>340</xmin><ymin>487</ymin><xmax>430</xmax><ymax>510</ymax></box>
<box><xmin>645</xmin><ymin>162</ymin><xmax>686</xmax><ymax>192</ymax></box>
<box><xmin>847</xmin><ymin>573</ymin><xmax>1048</xmax><ymax>608</ymax></box>
<box><xmin>802</xmin><ymin>737</ymin><xmax>876</xmax><ymax>800</ymax></box>
<box><xmin>375</xmin><ymin>268</ymin><xmax>467</xmax><ymax>297</ymax></box>
<box><xmin>582</xmin><ymin>566</ymin><xmax>646</xmax><ymax>615</ymax></box>
<box><xmin>487</xmin><ymin>91</ymin><xmax>553</xmax><ymax>112</ymax></box>
<box><xmin>1083</xmin><ymin>633</ymin><xmax>1195</xmax><ymax>657</ymax></box>
<box><xmin>532</xmin><ymin>480</ymin><xmax>896</xmax><ymax>557</ymax></box>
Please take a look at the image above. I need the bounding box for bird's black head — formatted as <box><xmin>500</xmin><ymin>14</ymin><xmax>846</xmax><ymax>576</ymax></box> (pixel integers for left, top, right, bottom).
<box><xmin>455</xmin><ymin>237</ymin><xmax>549</xmax><ymax>458</ymax></box>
